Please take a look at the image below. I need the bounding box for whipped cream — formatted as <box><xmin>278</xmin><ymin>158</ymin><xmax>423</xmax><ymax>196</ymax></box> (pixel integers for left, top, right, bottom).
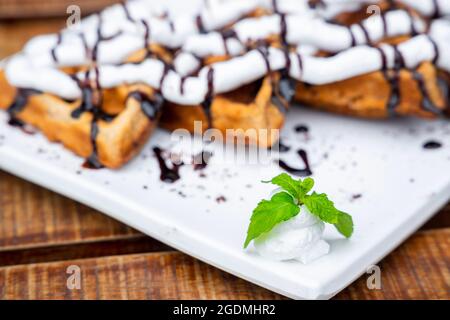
<box><xmin>183</xmin><ymin>9</ymin><xmax>426</xmax><ymax>57</ymax></box>
<box><xmin>3</xmin><ymin>0</ymin><xmax>450</xmax><ymax>105</ymax></box>
<box><xmin>254</xmin><ymin>202</ymin><xmax>330</xmax><ymax>264</ymax></box>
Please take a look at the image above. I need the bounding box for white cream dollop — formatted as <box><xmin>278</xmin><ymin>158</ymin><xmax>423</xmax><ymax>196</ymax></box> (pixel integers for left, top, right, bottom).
<box><xmin>254</xmin><ymin>204</ymin><xmax>329</xmax><ymax>264</ymax></box>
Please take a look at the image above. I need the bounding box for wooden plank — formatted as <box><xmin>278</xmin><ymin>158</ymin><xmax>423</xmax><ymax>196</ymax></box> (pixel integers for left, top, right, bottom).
<box><xmin>422</xmin><ymin>203</ymin><xmax>450</xmax><ymax>230</ymax></box>
<box><xmin>0</xmin><ymin>171</ymin><xmax>140</xmax><ymax>251</ymax></box>
<box><xmin>336</xmin><ymin>229</ymin><xmax>450</xmax><ymax>300</ymax></box>
<box><xmin>0</xmin><ymin>236</ymin><xmax>169</xmax><ymax>267</ymax></box>
<box><xmin>0</xmin><ymin>229</ymin><xmax>448</xmax><ymax>300</ymax></box>
<box><xmin>0</xmin><ymin>0</ymin><xmax>120</xmax><ymax>19</ymax></box>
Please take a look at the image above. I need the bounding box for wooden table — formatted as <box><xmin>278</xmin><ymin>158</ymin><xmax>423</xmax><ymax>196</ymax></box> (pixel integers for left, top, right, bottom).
<box><xmin>0</xmin><ymin>18</ymin><xmax>449</xmax><ymax>300</ymax></box>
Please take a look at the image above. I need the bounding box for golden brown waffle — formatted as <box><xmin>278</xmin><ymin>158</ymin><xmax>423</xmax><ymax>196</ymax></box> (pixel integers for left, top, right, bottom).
<box><xmin>294</xmin><ymin>62</ymin><xmax>446</xmax><ymax>119</ymax></box>
<box><xmin>0</xmin><ymin>69</ymin><xmax>161</xmax><ymax>168</ymax></box>
<box><xmin>160</xmin><ymin>75</ymin><xmax>285</xmax><ymax>147</ymax></box>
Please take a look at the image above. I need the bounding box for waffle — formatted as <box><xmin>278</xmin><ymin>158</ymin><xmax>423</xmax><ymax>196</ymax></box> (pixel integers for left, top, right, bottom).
<box><xmin>1</xmin><ymin>0</ymin><xmax>449</xmax><ymax>168</ymax></box>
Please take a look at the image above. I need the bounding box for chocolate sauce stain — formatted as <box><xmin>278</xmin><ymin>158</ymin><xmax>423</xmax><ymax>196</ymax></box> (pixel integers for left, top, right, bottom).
<box><xmin>216</xmin><ymin>195</ymin><xmax>227</xmax><ymax>203</ymax></box>
<box><xmin>270</xmin><ymin>139</ymin><xmax>291</xmax><ymax>153</ymax></box>
<box><xmin>423</xmin><ymin>140</ymin><xmax>442</xmax><ymax>149</ymax></box>
<box><xmin>192</xmin><ymin>151</ymin><xmax>213</xmax><ymax>170</ymax></box>
<box><xmin>153</xmin><ymin>147</ymin><xmax>183</xmax><ymax>183</ymax></box>
<box><xmin>278</xmin><ymin>149</ymin><xmax>313</xmax><ymax>177</ymax></box>
<box><xmin>294</xmin><ymin>124</ymin><xmax>309</xmax><ymax>133</ymax></box>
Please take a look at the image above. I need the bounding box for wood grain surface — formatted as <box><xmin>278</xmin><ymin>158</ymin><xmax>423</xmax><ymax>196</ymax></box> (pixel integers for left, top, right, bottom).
<box><xmin>0</xmin><ymin>17</ymin><xmax>449</xmax><ymax>300</ymax></box>
<box><xmin>0</xmin><ymin>228</ymin><xmax>448</xmax><ymax>300</ymax></box>
<box><xmin>0</xmin><ymin>0</ymin><xmax>121</xmax><ymax>19</ymax></box>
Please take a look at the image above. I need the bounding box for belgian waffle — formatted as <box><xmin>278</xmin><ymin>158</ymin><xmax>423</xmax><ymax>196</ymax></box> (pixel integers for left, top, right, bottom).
<box><xmin>1</xmin><ymin>0</ymin><xmax>449</xmax><ymax>168</ymax></box>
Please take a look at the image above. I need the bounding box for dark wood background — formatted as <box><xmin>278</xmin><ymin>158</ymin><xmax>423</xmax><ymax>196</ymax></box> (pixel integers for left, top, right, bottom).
<box><xmin>0</xmin><ymin>15</ymin><xmax>449</xmax><ymax>300</ymax></box>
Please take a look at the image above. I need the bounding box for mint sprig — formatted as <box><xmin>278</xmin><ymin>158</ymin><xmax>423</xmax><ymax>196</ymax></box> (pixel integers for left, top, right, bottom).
<box><xmin>243</xmin><ymin>192</ymin><xmax>299</xmax><ymax>248</ymax></box>
<box><xmin>244</xmin><ymin>173</ymin><xmax>353</xmax><ymax>248</ymax></box>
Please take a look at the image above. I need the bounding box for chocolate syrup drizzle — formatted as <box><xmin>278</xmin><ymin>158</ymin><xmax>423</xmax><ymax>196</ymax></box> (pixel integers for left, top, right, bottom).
<box><xmin>121</xmin><ymin>2</ymin><xmax>134</xmax><ymax>22</ymax></box>
<box><xmin>127</xmin><ymin>91</ymin><xmax>164</xmax><ymax>120</ymax></box>
<box><xmin>374</xmin><ymin>30</ymin><xmax>442</xmax><ymax>116</ymax></box>
<box><xmin>431</xmin><ymin>0</ymin><xmax>441</xmax><ymax>19</ymax></box>
<box><xmin>159</xmin><ymin>62</ymin><xmax>171</xmax><ymax>89</ymax></box>
<box><xmin>276</xmin><ymin>139</ymin><xmax>291</xmax><ymax>153</ymax></box>
<box><xmin>308</xmin><ymin>0</ymin><xmax>327</xmax><ymax>9</ymax></box>
<box><xmin>412</xmin><ymin>69</ymin><xmax>442</xmax><ymax>115</ymax></box>
<box><xmin>348</xmin><ymin>27</ymin><xmax>356</xmax><ymax>47</ymax></box>
<box><xmin>82</xmin><ymin>119</ymin><xmax>104</xmax><ymax>169</ymax></box>
<box><xmin>73</xmin><ymin>14</ymin><xmax>111</xmax><ymax>168</ymax></box>
<box><xmin>257</xmin><ymin>44</ymin><xmax>290</xmax><ymax>112</ymax></box>
<box><xmin>220</xmin><ymin>29</ymin><xmax>239</xmax><ymax>56</ymax></box>
<box><xmin>178</xmin><ymin>53</ymin><xmax>204</xmax><ymax>95</ymax></box>
<box><xmin>387</xmin><ymin>45</ymin><xmax>404</xmax><ymax>115</ymax></box>
<box><xmin>275</xmin><ymin>14</ymin><xmax>296</xmax><ymax>112</ymax></box>
<box><xmin>294</xmin><ymin>124</ymin><xmax>309</xmax><ymax>133</ymax></box>
<box><xmin>271</xmin><ymin>0</ymin><xmax>279</xmax><ymax>13</ymax></box>
<box><xmin>423</xmin><ymin>140</ymin><xmax>442</xmax><ymax>149</ymax></box>
<box><xmin>201</xmin><ymin>67</ymin><xmax>215</xmax><ymax>127</ymax></box>
<box><xmin>141</xmin><ymin>20</ymin><xmax>152</xmax><ymax>57</ymax></box>
<box><xmin>51</xmin><ymin>33</ymin><xmax>63</xmax><ymax>63</ymax></box>
<box><xmin>196</xmin><ymin>15</ymin><xmax>207</xmax><ymax>34</ymax></box>
<box><xmin>153</xmin><ymin>146</ymin><xmax>183</xmax><ymax>183</ymax></box>
<box><xmin>278</xmin><ymin>149</ymin><xmax>313</xmax><ymax>177</ymax></box>
<box><xmin>71</xmin><ymin>69</ymin><xmax>106</xmax><ymax>169</ymax></box>
<box><xmin>192</xmin><ymin>150</ymin><xmax>213</xmax><ymax>170</ymax></box>
<box><xmin>358</xmin><ymin>23</ymin><xmax>371</xmax><ymax>45</ymax></box>
<box><xmin>256</xmin><ymin>45</ymin><xmax>271</xmax><ymax>73</ymax></box>
<box><xmin>7</xmin><ymin>88</ymin><xmax>41</xmax><ymax>128</ymax></box>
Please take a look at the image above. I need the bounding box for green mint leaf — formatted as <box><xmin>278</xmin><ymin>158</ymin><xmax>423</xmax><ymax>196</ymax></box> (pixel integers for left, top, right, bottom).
<box><xmin>303</xmin><ymin>192</ymin><xmax>354</xmax><ymax>238</ymax></box>
<box><xmin>244</xmin><ymin>192</ymin><xmax>300</xmax><ymax>248</ymax></box>
<box><xmin>263</xmin><ymin>173</ymin><xmax>301</xmax><ymax>199</ymax></box>
<box><xmin>302</xmin><ymin>192</ymin><xmax>339</xmax><ymax>223</ymax></box>
<box><xmin>299</xmin><ymin>177</ymin><xmax>314</xmax><ymax>198</ymax></box>
<box><xmin>335</xmin><ymin>211</ymin><xmax>354</xmax><ymax>238</ymax></box>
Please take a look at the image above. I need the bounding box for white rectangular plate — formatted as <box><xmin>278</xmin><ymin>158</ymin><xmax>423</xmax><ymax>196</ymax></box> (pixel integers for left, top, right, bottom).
<box><xmin>1</xmin><ymin>105</ymin><xmax>449</xmax><ymax>299</ymax></box>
